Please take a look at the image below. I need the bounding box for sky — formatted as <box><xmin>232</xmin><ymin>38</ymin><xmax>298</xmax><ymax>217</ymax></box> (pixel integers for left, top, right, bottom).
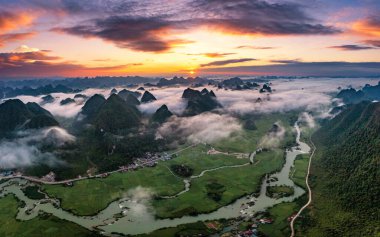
<box><xmin>0</xmin><ymin>0</ymin><xmax>380</xmax><ymax>78</ymax></box>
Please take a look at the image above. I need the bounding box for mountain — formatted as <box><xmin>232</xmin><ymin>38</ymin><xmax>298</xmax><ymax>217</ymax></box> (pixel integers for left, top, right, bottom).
<box><xmin>157</xmin><ymin>76</ymin><xmax>209</xmax><ymax>87</ymax></box>
<box><xmin>80</xmin><ymin>94</ymin><xmax>106</xmax><ymax>118</ymax></box>
<box><xmin>24</xmin><ymin>115</ymin><xmax>59</xmax><ymax>129</ymax></box>
<box><xmin>140</xmin><ymin>91</ymin><xmax>157</xmax><ymax>103</ymax></box>
<box><xmin>337</xmin><ymin>82</ymin><xmax>380</xmax><ymax>104</ymax></box>
<box><xmin>0</xmin><ymin>99</ymin><xmax>59</xmax><ymax>136</ymax></box>
<box><xmin>125</xmin><ymin>94</ymin><xmax>141</xmax><ymax>106</ymax></box>
<box><xmin>1</xmin><ymin>84</ymin><xmax>78</xmax><ymax>98</ymax></box>
<box><xmin>303</xmin><ymin>101</ymin><xmax>380</xmax><ymax>236</ymax></box>
<box><xmin>259</xmin><ymin>84</ymin><xmax>272</xmax><ymax>93</ymax></box>
<box><xmin>117</xmin><ymin>89</ymin><xmax>141</xmax><ymax>100</ymax></box>
<box><xmin>74</xmin><ymin>94</ymin><xmax>87</xmax><ymax>99</ymax></box>
<box><xmin>26</xmin><ymin>102</ymin><xmax>54</xmax><ymax>117</ymax></box>
<box><xmin>93</xmin><ymin>94</ymin><xmax>141</xmax><ymax>133</ymax></box>
<box><xmin>41</xmin><ymin>94</ymin><xmax>54</xmax><ymax>104</ymax></box>
<box><xmin>152</xmin><ymin>104</ymin><xmax>173</xmax><ymax>123</ymax></box>
<box><xmin>60</xmin><ymin>98</ymin><xmax>75</xmax><ymax>105</ymax></box>
<box><xmin>182</xmin><ymin>88</ymin><xmax>220</xmax><ymax>116</ymax></box>
<box><xmin>221</xmin><ymin>77</ymin><xmax>244</xmax><ymax>87</ymax></box>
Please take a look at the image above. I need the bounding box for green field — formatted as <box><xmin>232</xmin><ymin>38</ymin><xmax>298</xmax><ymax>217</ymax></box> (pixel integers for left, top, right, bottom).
<box><xmin>214</xmin><ymin>113</ymin><xmax>297</xmax><ymax>153</ymax></box>
<box><xmin>0</xmin><ymin>195</ymin><xmax>98</xmax><ymax>237</ymax></box>
<box><xmin>266</xmin><ymin>185</ymin><xmax>295</xmax><ymax>198</ymax></box>
<box><xmin>41</xmin><ymin>112</ymin><xmax>300</xmax><ymax>221</ymax></box>
<box><xmin>153</xmin><ymin>149</ymin><xmax>284</xmax><ymax>218</ymax></box>
<box><xmin>290</xmin><ymin>154</ymin><xmax>309</xmax><ymax>189</ymax></box>
<box><xmin>259</xmin><ymin>201</ymin><xmax>299</xmax><ymax>237</ymax></box>
<box><xmin>43</xmin><ymin>164</ymin><xmax>184</xmax><ymax>216</ymax></box>
<box><xmin>165</xmin><ymin>144</ymin><xmax>248</xmax><ymax>175</ymax></box>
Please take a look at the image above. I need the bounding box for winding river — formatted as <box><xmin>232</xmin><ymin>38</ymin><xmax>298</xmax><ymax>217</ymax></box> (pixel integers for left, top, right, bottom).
<box><xmin>0</xmin><ymin>123</ymin><xmax>310</xmax><ymax>236</ymax></box>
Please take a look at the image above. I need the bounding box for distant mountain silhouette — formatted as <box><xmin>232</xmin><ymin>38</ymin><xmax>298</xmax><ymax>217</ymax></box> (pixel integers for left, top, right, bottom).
<box><xmin>337</xmin><ymin>82</ymin><xmax>380</xmax><ymax>104</ymax></box>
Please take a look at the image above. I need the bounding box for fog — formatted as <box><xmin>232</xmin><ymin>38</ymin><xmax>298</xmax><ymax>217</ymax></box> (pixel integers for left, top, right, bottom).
<box><xmin>258</xmin><ymin>122</ymin><xmax>286</xmax><ymax>148</ymax></box>
<box><xmin>157</xmin><ymin>113</ymin><xmax>242</xmax><ymax>144</ymax></box>
<box><xmin>0</xmin><ymin>127</ymin><xmax>75</xmax><ymax>169</ymax></box>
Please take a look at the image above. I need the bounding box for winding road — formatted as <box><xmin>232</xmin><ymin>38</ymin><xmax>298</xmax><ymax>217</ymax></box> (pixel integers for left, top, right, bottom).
<box><xmin>289</xmin><ymin>135</ymin><xmax>316</xmax><ymax>237</ymax></box>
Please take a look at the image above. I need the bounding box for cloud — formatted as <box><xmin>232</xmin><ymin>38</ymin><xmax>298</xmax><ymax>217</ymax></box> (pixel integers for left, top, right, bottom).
<box><xmin>14</xmin><ymin>88</ymin><xmax>113</xmax><ymax>118</ymax></box>
<box><xmin>0</xmin><ymin>48</ymin><xmax>142</xmax><ymax>77</ymax></box>
<box><xmin>53</xmin><ymin>15</ymin><xmax>192</xmax><ymax>52</ymax></box>
<box><xmin>47</xmin><ymin>0</ymin><xmax>338</xmax><ymax>53</ymax></box>
<box><xmin>352</xmin><ymin>16</ymin><xmax>380</xmax><ymax>36</ymax></box>
<box><xmin>0</xmin><ymin>32</ymin><xmax>36</xmax><ymax>47</ymax></box>
<box><xmin>0</xmin><ymin>10</ymin><xmax>34</xmax><ymax>32</ymax></box>
<box><xmin>157</xmin><ymin>113</ymin><xmax>242</xmax><ymax>144</ymax></box>
<box><xmin>328</xmin><ymin>44</ymin><xmax>376</xmax><ymax>51</ymax></box>
<box><xmin>298</xmin><ymin>112</ymin><xmax>315</xmax><ymax>128</ymax></box>
<box><xmin>236</xmin><ymin>45</ymin><xmax>275</xmax><ymax>50</ymax></box>
<box><xmin>270</xmin><ymin>59</ymin><xmax>301</xmax><ymax>64</ymax></box>
<box><xmin>188</xmin><ymin>0</ymin><xmax>339</xmax><ymax>36</ymax></box>
<box><xmin>0</xmin><ymin>126</ymin><xmax>74</xmax><ymax>169</ymax></box>
<box><xmin>363</xmin><ymin>40</ymin><xmax>380</xmax><ymax>47</ymax></box>
<box><xmin>258</xmin><ymin>122</ymin><xmax>285</xmax><ymax>148</ymax></box>
<box><xmin>200</xmin><ymin>58</ymin><xmax>256</xmax><ymax>67</ymax></box>
<box><xmin>186</xmin><ymin>52</ymin><xmax>235</xmax><ymax>58</ymax></box>
<box><xmin>138</xmin><ymin>87</ymin><xmax>187</xmax><ymax>115</ymax></box>
<box><xmin>200</xmin><ymin>61</ymin><xmax>380</xmax><ymax>77</ymax></box>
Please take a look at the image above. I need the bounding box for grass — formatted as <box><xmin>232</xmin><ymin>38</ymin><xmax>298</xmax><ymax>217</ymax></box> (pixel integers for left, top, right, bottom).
<box><xmin>290</xmin><ymin>154</ymin><xmax>309</xmax><ymax>189</ymax></box>
<box><xmin>266</xmin><ymin>185</ymin><xmax>294</xmax><ymax>198</ymax></box>
<box><xmin>165</xmin><ymin>144</ymin><xmax>248</xmax><ymax>176</ymax></box>
<box><xmin>42</xmin><ymin>112</ymin><xmax>297</xmax><ymax>218</ymax></box>
<box><xmin>43</xmin><ymin>165</ymin><xmax>184</xmax><ymax>216</ymax></box>
<box><xmin>259</xmin><ymin>201</ymin><xmax>299</xmax><ymax>237</ymax></box>
<box><xmin>153</xmin><ymin>149</ymin><xmax>284</xmax><ymax>218</ymax></box>
<box><xmin>214</xmin><ymin>113</ymin><xmax>297</xmax><ymax>153</ymax></box>
<box><xmin>0</xmin><ymin>195</ymin><xmax>99</xmax><ymax>237</ymax></box>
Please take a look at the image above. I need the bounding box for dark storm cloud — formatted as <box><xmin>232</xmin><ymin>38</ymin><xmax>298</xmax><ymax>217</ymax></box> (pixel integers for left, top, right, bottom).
<box><xmin>328</xmin><ymin>44</ymin><xmax>376</xmax><ymax>51</ymax></box>
<box><xmin>200</xmin><ymin>58</ymin><xmax>256</xmax><ymax>67</ymax></box>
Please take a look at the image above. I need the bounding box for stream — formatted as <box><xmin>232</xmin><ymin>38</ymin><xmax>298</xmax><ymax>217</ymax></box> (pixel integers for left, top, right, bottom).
<box><xmin>0</xmin><ymin>123</ymin><xmax>310</xmax><ymax>236</ymax></box>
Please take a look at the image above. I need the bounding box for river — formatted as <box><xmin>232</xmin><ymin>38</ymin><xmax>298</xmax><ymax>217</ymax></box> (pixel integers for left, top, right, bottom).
<box><xmin>0</xmin><ymin>123</ymin><xmax>310</xmax><ymax>236</ymax></box>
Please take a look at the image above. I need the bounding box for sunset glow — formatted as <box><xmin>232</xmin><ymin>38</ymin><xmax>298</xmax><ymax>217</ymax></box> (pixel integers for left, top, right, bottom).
<box><xmin>0</xmin><ymin>0</ymin><xmax>379</xmax><ymax>78</ymax></box>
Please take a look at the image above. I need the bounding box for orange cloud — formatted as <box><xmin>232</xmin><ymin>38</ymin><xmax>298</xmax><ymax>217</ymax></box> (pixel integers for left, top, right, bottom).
<box><xmin>0</xmin><ymin>11</ymin><xmax>35</xmax><ymax>32</ymax></box>
<box><xmin>0</xmin><ymin>32</ymin><xmax>36</xmax><ymax>47</ymax></box>
<box><xmin>352</xmin><ymin>17</ymin><xmax>380</xmax><ymax>37</ymax></box>
<box><xmin>0</xmin><ymin>49</ymin><xmax>141</xmax><ymax>77</ymax></box>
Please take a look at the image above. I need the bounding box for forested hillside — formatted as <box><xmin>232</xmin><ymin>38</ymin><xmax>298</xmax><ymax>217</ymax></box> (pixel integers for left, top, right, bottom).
<box><xmin>298</xmin><ymin>101</ymin><xmax>380</xmax><ymax>236</ymax></box>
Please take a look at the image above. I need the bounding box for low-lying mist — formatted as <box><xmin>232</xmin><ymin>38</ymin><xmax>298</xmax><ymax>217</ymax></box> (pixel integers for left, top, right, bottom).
<box><xmin>0</xmin><ymin>127</ymin><xmax>75</xmax><ymax>169</ymax></box>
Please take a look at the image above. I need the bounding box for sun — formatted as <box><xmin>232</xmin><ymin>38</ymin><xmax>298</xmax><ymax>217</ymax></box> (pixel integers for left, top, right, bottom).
<box><xmin>189</xmin><ymin>70</ymin><xmax>195</xmax><ymax>75</ymax></box>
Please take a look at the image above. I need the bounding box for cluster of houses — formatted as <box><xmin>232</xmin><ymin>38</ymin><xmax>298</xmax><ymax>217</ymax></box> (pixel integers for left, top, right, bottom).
<box><xmin>41</xmin><ymin>172</ymin><xmax>56</xmax><ymax>182</ymax></box>
<box><xmin>118</xmin><ymin>152</ymin><xmax>173</xmax><ymax>173</ymax></box>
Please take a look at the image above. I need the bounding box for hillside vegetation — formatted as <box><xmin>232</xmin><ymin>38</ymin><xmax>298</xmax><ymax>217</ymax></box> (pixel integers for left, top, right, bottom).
<box><xmin>298</xmin><ymin>101</ymin><xmax>380</xmax><ymax>236</ymax></box>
